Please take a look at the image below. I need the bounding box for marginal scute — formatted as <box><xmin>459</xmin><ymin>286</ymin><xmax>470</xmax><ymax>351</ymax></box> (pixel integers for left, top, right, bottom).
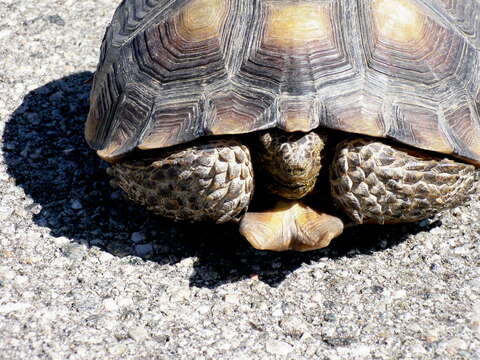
<box><xmin>282</xmin><ymin>116</ymin><xmax>311</xmax><ymax>132</ymax></box>
<box><xmin>97</xmin><ymin>144</ymin><xmax>122</xmax><ymax>162</ymax></box>
<box><xmin>139</xmin><ymin>98</ymin><xmax>204</xmax><ymax>150</ymax></box>
<box><xmin>372</xmin><ymin>0</ymin><xmax>424</xmax><ymax>44</ymax></box>
<box><xmin>139</xmin><ymin>132</ymin><xmax>174</xmax><ymax>150</ymax></box>
<box><xmin>206</xmin><ymin>88</ymin><xmax>275</xmax><ymax>135</ymax></box>
<box><xmin>323</xmin><ymin>90</ymin><xmax>386</xmax><ymax>137</ymax></box>
<box><xmin>263</xmin><ymin>2</ymin><xmax>331</xmax><ymax>50</ymax></box>
<box><xmin>85</xmin><ymin>60</ymin><xmax>125</xmax><ymax>151</ymax></box>
<box><xmin>208</xmin><ymin>116</ymin><xmax>251</xmax><ymax>134</ymax></box>
<box><xmin>391</xmin><ymin>103</ymin><xmax>454</xmax><ymax>154</ymax></box>
<box><xmin>278</xmin><ymin>96</ymin><xmax>318</xmax><ymax>132</ymax></box>
<box><xmin>176</xmin><ymin>0</ymin><xmax>227</xmax><ymax>42</ymax></box>
<box><xmin>443</xmin><ymin>98</ymin><xmax>480</xmax><ymax>159</ymax></box>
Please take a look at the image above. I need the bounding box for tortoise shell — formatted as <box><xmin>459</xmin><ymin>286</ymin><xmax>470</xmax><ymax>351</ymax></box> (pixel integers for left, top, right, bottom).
<box><xmin>85</xmin><ymin>0</ymin><xmax>480</xmax><ymax>165</ymax></box>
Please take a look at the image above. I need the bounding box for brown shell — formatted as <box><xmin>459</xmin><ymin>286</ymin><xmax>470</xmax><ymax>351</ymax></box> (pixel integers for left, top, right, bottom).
<box><xmin>85</xmin><ymin>0</ymin><xmax>480</xmax><ymax>165</ymax></box>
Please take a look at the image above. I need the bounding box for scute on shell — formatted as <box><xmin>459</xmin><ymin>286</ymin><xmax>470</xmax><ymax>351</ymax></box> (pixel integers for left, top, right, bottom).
<box><xmin>86</xmin><ymin>0</ymin><xmax>480</xmax><ymax>165</ymax></box>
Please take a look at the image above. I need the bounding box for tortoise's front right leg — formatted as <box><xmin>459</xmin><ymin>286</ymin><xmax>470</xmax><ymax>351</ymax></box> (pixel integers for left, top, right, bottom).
<box><xmin>108</xmin><ymin>139</ymin><xmax>254</xmax><ymax>224</ymax></box>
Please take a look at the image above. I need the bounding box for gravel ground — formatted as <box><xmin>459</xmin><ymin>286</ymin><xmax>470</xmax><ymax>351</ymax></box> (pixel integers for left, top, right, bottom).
<box><xmin>1</xmin><ymin>1</ymin><xmax>480</xmax><ymax>359</ymax></box>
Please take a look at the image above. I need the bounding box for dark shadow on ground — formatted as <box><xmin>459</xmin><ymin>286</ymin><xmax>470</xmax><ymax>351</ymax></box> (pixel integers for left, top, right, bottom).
<box><xmin>3</xmin><ymin>72</ymin><xmax>439</xmax><ymax>288</ymax></box>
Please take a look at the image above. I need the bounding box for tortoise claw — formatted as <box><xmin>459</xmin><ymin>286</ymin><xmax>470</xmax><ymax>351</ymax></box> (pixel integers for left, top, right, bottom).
<box><xmin>239</xmin><ymin>201</ymin><xmax>343</xmax><ymax>252</ymax></box>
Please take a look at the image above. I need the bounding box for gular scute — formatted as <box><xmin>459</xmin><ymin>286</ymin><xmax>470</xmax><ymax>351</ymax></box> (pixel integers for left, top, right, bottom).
<box><xmin>87</xmin><ymin>0</ymin><xmax>480</xmax><ymax>165</ymax></box>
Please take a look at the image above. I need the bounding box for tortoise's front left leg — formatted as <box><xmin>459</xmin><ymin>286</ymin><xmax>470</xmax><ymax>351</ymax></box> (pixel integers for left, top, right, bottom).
<box><xmin>330</xmin><ymin>138</ymin><xmax>476</xmax><ymax>225</ymax></box>
<box><xmin>108</xmin><ymin>139</ymin><xmax>254</xmax><ymax>224</ymax></box>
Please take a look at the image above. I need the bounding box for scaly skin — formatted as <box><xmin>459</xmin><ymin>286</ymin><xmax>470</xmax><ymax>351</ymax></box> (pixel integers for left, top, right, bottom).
<box><xmin>330</xmin><ymin>138</ymin><xmax>476</xmax><ymax>225</ymax></box>
<box><xmin>108</xmin><ymin>139</ymin><xmax>254</xmax><ymax>224</ymax></box>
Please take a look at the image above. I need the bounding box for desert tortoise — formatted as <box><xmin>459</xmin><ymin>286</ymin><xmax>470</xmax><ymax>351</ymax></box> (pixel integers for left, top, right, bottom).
<box><xmin>85</xmin><ymin>0</ymin><xmax>479</xmax><ymax>251</ymax></box>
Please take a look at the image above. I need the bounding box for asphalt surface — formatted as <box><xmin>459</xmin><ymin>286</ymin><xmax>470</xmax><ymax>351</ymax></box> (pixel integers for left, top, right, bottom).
<box><xmin>0</xmin><ymin>1</ymin><xmax>479</xmax><ymax>359</ymax></box>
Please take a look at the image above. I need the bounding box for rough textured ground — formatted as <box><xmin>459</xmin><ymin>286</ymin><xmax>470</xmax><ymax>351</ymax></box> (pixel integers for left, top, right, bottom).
<box><xmin>0</xmin><ymin>1</ymin><xmax>479</xmax><ymax>359</ymax></box>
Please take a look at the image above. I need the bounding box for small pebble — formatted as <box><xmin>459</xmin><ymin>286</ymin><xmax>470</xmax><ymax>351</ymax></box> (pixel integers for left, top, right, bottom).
<box><xmin>128</xmin><ymin>326</ymin><xmax>149</xmax><ymax>342</ymax></box>
<box><xmin>70</xmin><ymin>200</ymin><xmax>82</xmax><ymax>210</ymax></box>
<box><xmin>53</xmin><ymin>237</ymin><xmax>70</xmax><ymax>246</ymax></box>
<box><xmin>27</xmin><ymin>230</ymin><xmax>42</xmax><ymax>241</ymax></box>
<box><xmin>103</xmin><ymin>298</ymin><xmax>119</xmax><ymax>312</ymax></box>
<box><xmin>97</xmin><ymin>252</ymin><xmax>114</xmax><ymax>263</ymax></box>
<box><xmin>1</xmin><ymin>224</ymin><xmax>15</xmax><ymax>235</ymax></box>
<box><xmin>469</xmin><ymin>278</ymin><xmax>480</xmax><ymax>289</ymax></box>
<box><xmin>425</xmin><ymin>328</ymin><xmax>441</xmax><ymax>343</ymax></box>
<box><xmin>198</xmin><ymin>305</ymin><xmax>210</xmax><ymax>315</ymax></box>
<box><xmin>0</xmin><ymin>206</ymin><xmax>13</xmax><ymax>220</ymax></box>
<box><xmin>135</xmin><ymin>243</ymin><xmax>153</xmax><ymax>257</ymax></box>
<box><xmin>60</xmin><ymin>243</ymin><xmax>86</xmax><ymax>261</ymax></box>
<box><xmin>0</xmin><ymin>267</ymin><xmax>16</xmax><ymax>280</ymax></box>
<box><xmin>222</xmin><ymin>328</ymin><xmax>236</xmax><ymax>340</ymax></box>
<box><xmin>392</xmin><ymin>289</ymin><xmax>407</xmax><ymax>299</ymax></box>
<box><xmin>272</xmin><ymin>307</ymin><xmax>283</xmax><ymax>317</ymax></box>
<box><xmin>27</xmin><ymin>204</ymin><xmax>42</xmax><ymax>214</ymax></box>
<box><xmin>47</xmin><ymin>15</ymin><xmax>65</xmax><ymax>26</ymax></box>
<box><xmin>453</xmin><ymin>246</ymin><xmax>470</xmax><ymax>256</ymax></box>
<box><xmin>109</xmin><ymin>344</ymin><xmax>127</xmax><ymax>356</ymax></box>
<box><xmin>0</xmin><ymin>303</ymin><xmax>32</xmax><ymax>314</ymax></box>
<box><xmin>444</xmin><ymin>337</ymin><xmax>468</xmax><ymax>354</ymax></box>
<box><xmin>49</xmin><ymin>91</ymin><xmax>64</xmax><ymax>102</ymax></box>
<box><xmin>117</xmin><ymin>296</ymin><xmax>134</xmax><ymax>307</ymax></box>
<box><xmin>279</xmin><ymin>316</ymin><xmax>307</xmax><ymax>337</ymax></box>
<box><xmin>353</xmin><ymin>344</ymin><xmax>372</xmax><ymax>356</ymax></box>
<box><xmin>323</xmin><ymin>313</ymin><xmax>337</xmax><ymax>322</ymax></box>
<box><xmin>265</xmin><ymin>339</ymin><xmax>293</xmax><ymax>356</ymax></box>
<box><xmin>224</xmin><ymin>294</ymin><xmax>240</xmax><ymax>305</ymax></box>
<box><xmin>409</xmin><ymin>342</ymin><xmax>427</xmax><ymax>355</ymax></box>
<box><xmin>131</xmin><ymin>231</ymin><xmax>145</xmax><ymax>243</ymax></box>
